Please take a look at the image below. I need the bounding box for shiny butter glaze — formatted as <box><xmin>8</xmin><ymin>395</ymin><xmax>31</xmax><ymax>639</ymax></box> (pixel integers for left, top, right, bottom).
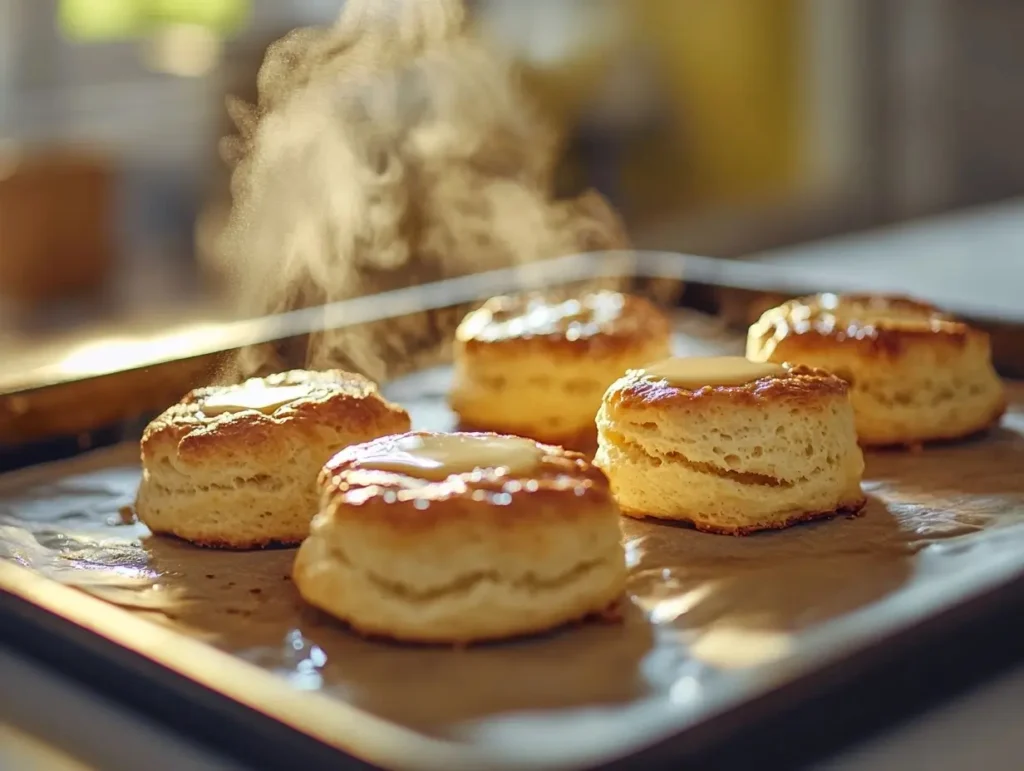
<box><xmin>319</xmin><ymin>431</ymin><xmax>612</xmax><ymax>516</ymax></box>
<box><xmin>642</xmin><ymin>356</ymin><xmax>786</xmax><ymax>390</ymax></box>
<box><xmin>747</xmin><ymin>294</ymin><xmax>968</xmax><ymax>358</ymax></box>
<box><xmin>350</xmin><ymin>432</ymin><xmax>544</xmax><ymax>482</ymax></box>
<box><xmin>201</xmin><ymin>384</ymin><xmax>313</xmax><ymax>416</ymax></box>
<box><xmin>457</xmin><ymin>291</ymin><xmax>660</xmax><ymax>344</ymax></box>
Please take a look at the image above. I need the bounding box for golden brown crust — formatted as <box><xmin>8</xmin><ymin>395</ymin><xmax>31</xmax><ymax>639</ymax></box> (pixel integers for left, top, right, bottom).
<box><xmin>619</xmin><ymin>497</ymin><xmax>867</xmax><ymax>535</ymax></box>
<box><xmin>747</xmin><ymin>293</ymin><xmax>985</xmax><ymax>361</ymax></box>
<box><xmin>136</xmin><ymin>370</ymin><xmax>412</xmax><ymax>549</ymax></box>
<box><xmin>140</xmin><ymin>370</ymin><xmax>410</xmax><ymax>472</ymax></box>
<box><xmin>319</xmin><ymin>431</ymin><xmax>612</xmax><ymax>530</ymax></box>
<box><xmin>455</xmin><ymin>290</ymin><xmax>671</xmax><ymax>359</ymax></box>
<box><xmin>296</xmin><ymin>430</ymin><xmax>627</xmax><ymax>643</ymax></box>
<box><xmin>449</xmin><ymin>291</ymin><xmax>672</xmax><ymax>442</ymax></box>
<box><xmin>746</xmin><ymin>293</ymin><xmax>1007</xmax><ymax>446</ymax></box>
<box><xmin>605</xmin><ymin>364</ymin><xmax>848</xmax><ymax>414</ymax></box>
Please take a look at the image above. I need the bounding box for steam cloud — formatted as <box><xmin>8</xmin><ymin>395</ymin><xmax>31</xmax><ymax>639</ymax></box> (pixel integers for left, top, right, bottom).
<box><xmin>218</xmin><ymin>0</ymin><xmax>628</xmax><ymax>383</ymax></box>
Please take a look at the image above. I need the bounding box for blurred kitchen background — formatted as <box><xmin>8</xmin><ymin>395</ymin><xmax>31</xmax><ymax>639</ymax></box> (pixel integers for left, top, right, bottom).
<box><xmin>1</xmin><ymin>0</ymin><xmax>1024</xmax><ymax>373</ymax></box>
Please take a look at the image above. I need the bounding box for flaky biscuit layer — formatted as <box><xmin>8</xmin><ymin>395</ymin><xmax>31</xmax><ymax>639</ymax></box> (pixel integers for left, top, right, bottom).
<box><xmin>294</xmin><ymin>431</ymin><xmax>628</xmax><ymax>643</ymax></box>
<box><xmin>595</xmin><ymin>365</ymin><xmax>866</xmax><ymax>534</ymax></box>
<box><xmin>450</xmin><ymin>291</ymin><xmax>672</xmax><ymax>445</ymax></box>
<box><xmin>136</xmin><ymin>370</ymin><xmax>411</xmax><ymax>548</ymax></box>
<box><xmin>746</xmin><ymin>294</ymin><xmax>1006</xmax><ymax>446</ymax></box>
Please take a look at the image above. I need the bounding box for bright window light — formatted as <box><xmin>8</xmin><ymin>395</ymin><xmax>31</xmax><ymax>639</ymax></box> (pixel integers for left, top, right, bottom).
<box><xmin>59</xmin><ymin>0</ymin><xmax>249</xmax><ymax>41</ymax></box>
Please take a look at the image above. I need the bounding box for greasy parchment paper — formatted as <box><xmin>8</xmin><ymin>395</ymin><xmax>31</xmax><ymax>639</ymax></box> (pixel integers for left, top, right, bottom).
<box><xmin>2</xmin><ymin>323</ymin><xmax>1024</xmax><ymax>769</ymax></box>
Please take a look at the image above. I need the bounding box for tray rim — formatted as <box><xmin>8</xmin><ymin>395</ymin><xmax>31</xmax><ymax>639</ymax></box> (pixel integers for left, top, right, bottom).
<box><xmin>5</xmin><ymin>248</ymin><xmax>1024</xmax><ymax>397</ymax></box>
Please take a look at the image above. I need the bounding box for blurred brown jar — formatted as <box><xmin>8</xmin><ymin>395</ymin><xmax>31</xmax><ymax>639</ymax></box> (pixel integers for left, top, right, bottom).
<box><xmin>0</xmin><ymin>145</ymin><xmax>115</xmax><ymax>306</ymax></box>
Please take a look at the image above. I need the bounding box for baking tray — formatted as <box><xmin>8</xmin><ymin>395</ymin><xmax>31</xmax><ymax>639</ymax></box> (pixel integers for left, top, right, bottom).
<box><xmin>5</xmin><ymin>250</ymin><xmax>1024</xmax><ymax>455</ymax></box>
<box><xmin>2</xmin><ymin>260</ymin><xmax>1024</xmax><ymax>771</ymax></box>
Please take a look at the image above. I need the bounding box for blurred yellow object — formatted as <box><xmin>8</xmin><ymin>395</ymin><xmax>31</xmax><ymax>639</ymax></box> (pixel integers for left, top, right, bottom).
<box><xmin>59</xmin><ymin>0</ymin><xmax>139</xmax><ymax>40</ymax></box>
<box><xmin>478</xmin><ymin>0</ymin><xmax>805</xmax><ymax>217</ymax></box>
<box><xmin>632</xmin><ymin>0</ymin><xmax>803</xmax><ymax>204</ymax></box>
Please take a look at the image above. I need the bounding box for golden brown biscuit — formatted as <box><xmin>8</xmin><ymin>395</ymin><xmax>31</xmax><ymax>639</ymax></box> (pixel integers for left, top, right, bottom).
<box><xmin>293</xmin><ymin>431</ymin><xmax>627</xmax><ymax>643</ymax></box>
<box><xmin>746</xmin><ymin>294</ymin><xmax>1006</xmax><ymax>446</ymax></box>
<box><xmin>449</xmin><ymin>291</ymin><xmax>671</xmax><ymax>450</ymax></box>
<box><xmin>594</xmin><ymin>357</ymin><xmax>866</xmax><ymax>535</ymax></box>
<box><xmin>136</xmin><ymin>370</ymin><xmax>411</xmax><ymax>548</ymax></box>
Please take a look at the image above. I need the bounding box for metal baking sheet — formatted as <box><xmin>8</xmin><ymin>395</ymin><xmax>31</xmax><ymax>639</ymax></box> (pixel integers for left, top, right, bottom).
<box><xmin>1</xmin><ymin>320</ymin><xmax>1024</xmax><ymax>769</ymax></box>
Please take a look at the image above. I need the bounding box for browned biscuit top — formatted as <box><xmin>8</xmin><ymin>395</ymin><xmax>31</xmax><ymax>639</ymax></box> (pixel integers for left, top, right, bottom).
<box><xmin>319</xmin><ymin>431</ymin><xmax>613</xmax><ymax>527</ymax></box>
<box><xmin>605</xmin><ymin>363</ymin><xmax>847</xmax><ymax>412</ymax></box>
<box><xmin>456</xmin><ymin>291</ymin><xmax>670</xmax><ymax>357</ymax></box>
<box><xmin>748</xmin><ymin>293</ymin><xmax>982</xmax><ymax>358</ymax></box>
<box><xmin>141</xmin><ymin>369</ymin><xmax>410</xmax><ymax>461</ymax></box>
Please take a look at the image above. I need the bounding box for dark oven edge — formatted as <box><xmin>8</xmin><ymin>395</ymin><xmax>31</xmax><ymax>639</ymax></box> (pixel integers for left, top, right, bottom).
<box><xmin>2</xmin><ymin>564</ymin><xmax>1023</xmax><ymax>771</ymax></box>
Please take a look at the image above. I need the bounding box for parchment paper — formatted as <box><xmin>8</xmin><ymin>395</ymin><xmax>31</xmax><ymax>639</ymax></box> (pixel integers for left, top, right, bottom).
<box><xmin>2</xmin><ymin>321</ymin><xmax>1024</xmax><ymax>769</ymax></box>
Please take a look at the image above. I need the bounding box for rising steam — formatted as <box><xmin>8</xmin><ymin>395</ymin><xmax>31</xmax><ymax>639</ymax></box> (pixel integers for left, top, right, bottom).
<box><xmin>217</xmin><ymin>0</ymin><xmax>628</xmax><ymax>383</ymax></box>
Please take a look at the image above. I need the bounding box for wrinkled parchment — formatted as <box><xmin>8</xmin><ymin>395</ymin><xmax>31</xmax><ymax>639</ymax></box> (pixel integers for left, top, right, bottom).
<box><xmin>2</xmin><ymin>344</ymin><xmax>1024</xmax><ymax>768</ymax></box>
